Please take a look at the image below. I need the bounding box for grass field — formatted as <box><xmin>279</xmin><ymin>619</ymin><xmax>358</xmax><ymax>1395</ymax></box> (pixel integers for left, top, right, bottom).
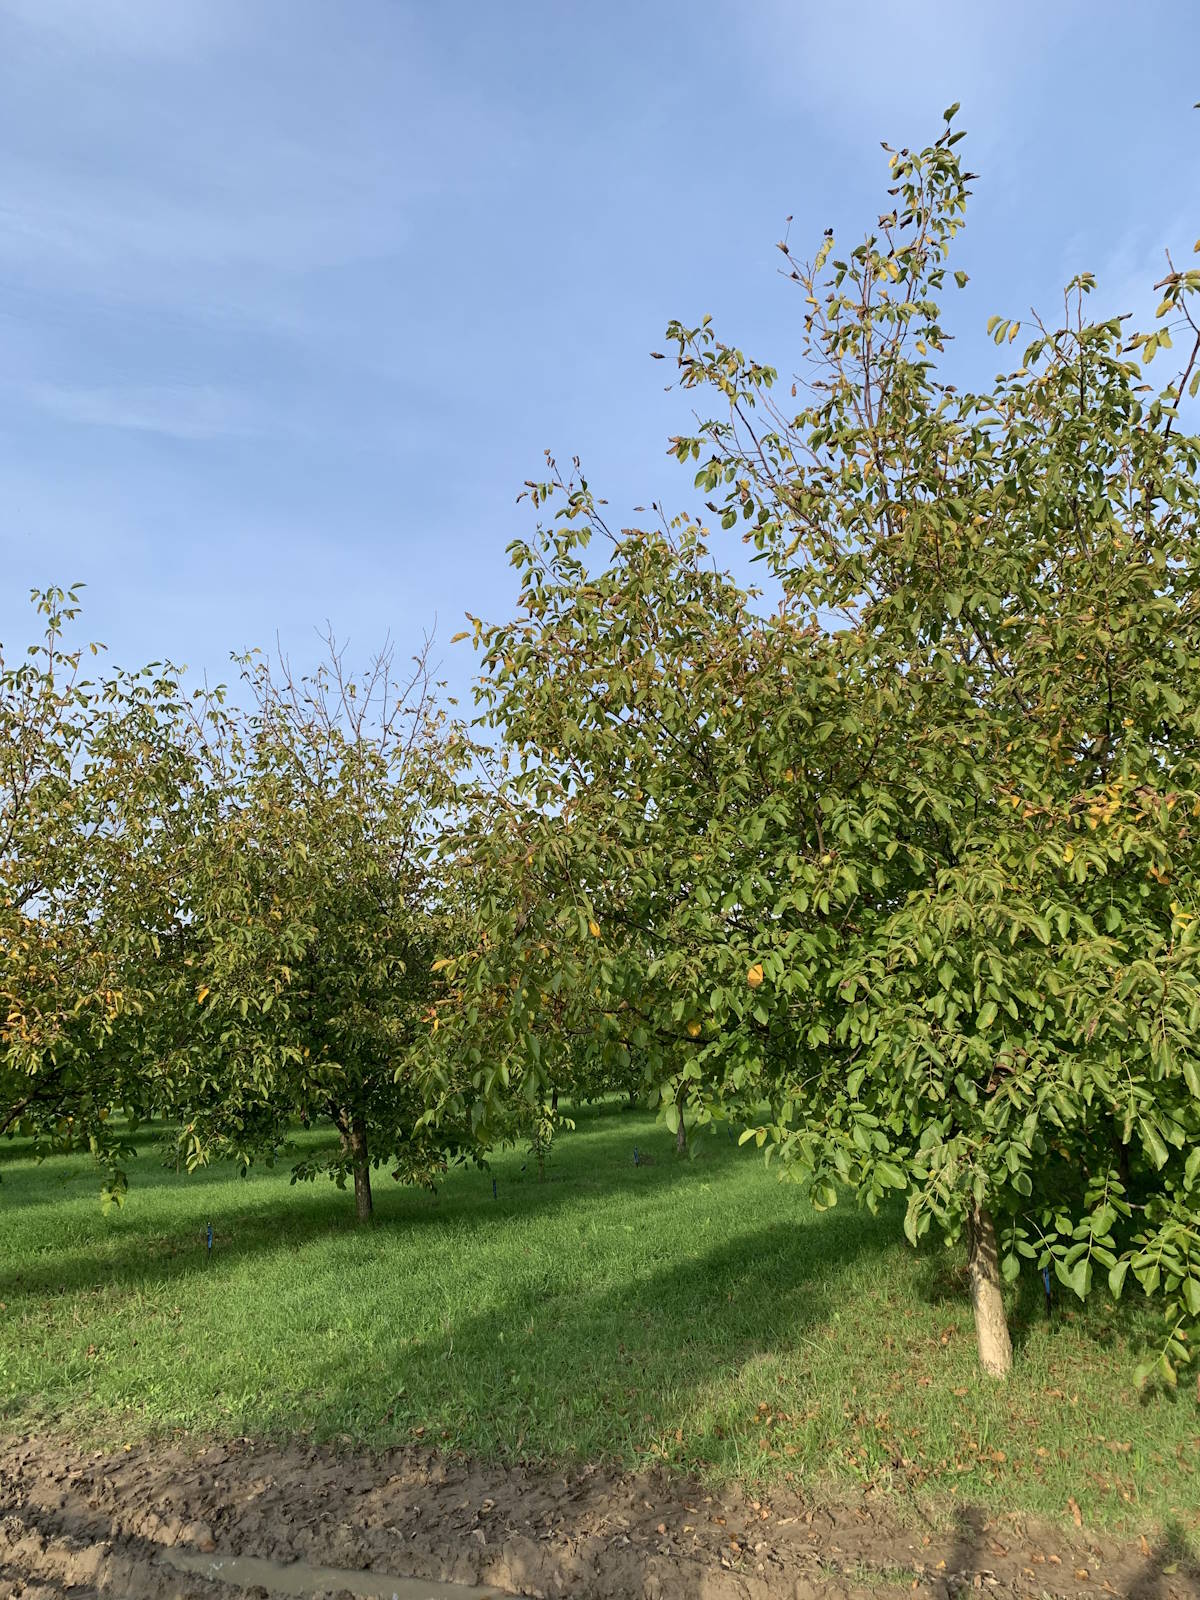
<box><xmin>1</xmin><ymin>1102</ymin><xmax>1197</xmax><ymax>1535</ymax></box>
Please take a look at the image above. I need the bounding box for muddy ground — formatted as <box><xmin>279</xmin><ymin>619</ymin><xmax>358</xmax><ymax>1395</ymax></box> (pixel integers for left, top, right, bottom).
<box><xmin>1</xmin><ymin>1433</ymin><xmax>1196</xmax><ymax>1600</ymax></box>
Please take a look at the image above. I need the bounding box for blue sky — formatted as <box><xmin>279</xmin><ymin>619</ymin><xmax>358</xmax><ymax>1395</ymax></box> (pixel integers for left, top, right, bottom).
<box><xmin>1</xmin><ymin>0</ymin><xmax>1196</xmax><ymax>706</ymax></box>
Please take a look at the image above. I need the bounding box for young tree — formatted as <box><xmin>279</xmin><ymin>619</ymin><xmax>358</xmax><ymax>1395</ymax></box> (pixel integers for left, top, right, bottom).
<box><xmin>663</xmin><ymin>107</ymin><xmax>1200</xmax><ymax>1379</ymax></box>
<box><xmin>445</xmin><ymin>110</ymin><xmax>1200</xmax><ymax>1379</ymax></box>
<box><xmin>1</xmin><ymin>588</ymin><xmax>202</xmax><ymax>1204</ymax></box>
<box><xmin>171</xmin><ymin>635</ymin><xmax>471</xmax><ymax>1220</ymax></box>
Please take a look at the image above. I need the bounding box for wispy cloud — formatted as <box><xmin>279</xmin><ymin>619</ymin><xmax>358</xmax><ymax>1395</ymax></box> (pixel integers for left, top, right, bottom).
<box><xmin>0</xmin><ymin>6</ymin><xmax>525</xmax><ymax>362</ymax></box>
<box><xmin>30</xmin><ymin>382</ymin><xmax>265</xmax><ymax>441</ymax></box>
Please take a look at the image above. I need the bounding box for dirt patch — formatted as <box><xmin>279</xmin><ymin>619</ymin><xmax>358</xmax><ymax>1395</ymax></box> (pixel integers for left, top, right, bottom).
<box><xmin>1</xmin><ymin>1433</ymin><xmax>1196</xmax><ymax>1600</ymax></box>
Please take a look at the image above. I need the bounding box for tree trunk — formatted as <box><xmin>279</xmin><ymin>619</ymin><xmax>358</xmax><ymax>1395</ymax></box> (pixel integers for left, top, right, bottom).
<box><xmin>966</xmin><ymin>1202</ymin><xmax>1012</xmax><ymax>1377</ymax></box>
<box><xmin>348</xmin><ymin>1114</ymin><xmax>373</xmax><ymax>1223</ymax></box>
<box><xmin>551</xmin><ymin>1087</ymin><xmax>559</xmax><ymax>1113</ymax></box>
<box><xmin>675</xmin><ymin>1087</ymin><xmax>687</xmax><ymax>1155</ymax></box>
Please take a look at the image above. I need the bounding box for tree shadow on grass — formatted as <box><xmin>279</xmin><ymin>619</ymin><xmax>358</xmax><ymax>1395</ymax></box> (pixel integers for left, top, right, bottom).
<box><xmin>0</xmin><ymin>1120</ymin><xmax>773</xmax><ymax>1303</ymax></box>
<box><xmin>0</xmin><ymin>1100</ymin><xmax>699</xmax><ymax>1216</ymax></box>
<box><xmin>259</xmin><ymin>1205</ymin><xmax>899</xmax><ymax>1462</ymax></box>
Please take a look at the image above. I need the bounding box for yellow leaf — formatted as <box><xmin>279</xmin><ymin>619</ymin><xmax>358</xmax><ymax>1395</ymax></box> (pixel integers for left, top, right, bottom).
<box><xmin>588</xmin><ymin>919</ymin><xmax>601</xmax><ymax>939</ymax></box>
<box><xmin>196</xmin><ymin>986</ymin><xmax>210</xmax><ymax>1005</ymax></box>
<box><xmin>1063</xmin><ymin>844</ymin><xmax>1074</xmax><ymax>862</ymax></box>
<box><xmin>1008</xmin><ymin>321</ymin><xmax>1020</xmax><ymax>344</ymax></box>
<box><xmin>747</xmin><ymin>963</ymin><xmax>764</xmax><ymax>990</ymax></box>
<box><xmin>686</xmin><ymin>1019</ymin><xmax>702</xmax><ymax>1039</ymax></box>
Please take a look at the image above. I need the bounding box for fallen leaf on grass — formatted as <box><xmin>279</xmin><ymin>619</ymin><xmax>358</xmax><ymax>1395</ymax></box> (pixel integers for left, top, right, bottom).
<box><xmin>1068</xmin><ymin>1496</ymin><xmax>1083</xmax><ymax>1527</ymax></box>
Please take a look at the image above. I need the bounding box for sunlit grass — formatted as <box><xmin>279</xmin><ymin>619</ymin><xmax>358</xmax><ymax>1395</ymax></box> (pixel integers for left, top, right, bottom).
<box><xmin>1</xmin><ymin>1103</ymin><xmax>1196</xmax><ymax>1534</ymax></box>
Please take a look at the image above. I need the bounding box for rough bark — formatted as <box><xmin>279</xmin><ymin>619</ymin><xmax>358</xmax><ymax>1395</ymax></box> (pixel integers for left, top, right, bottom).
<box><xmin>966</xmin><ymin>1202</ymin><xmax>1012</xmax><ymax>1377</ymax></box>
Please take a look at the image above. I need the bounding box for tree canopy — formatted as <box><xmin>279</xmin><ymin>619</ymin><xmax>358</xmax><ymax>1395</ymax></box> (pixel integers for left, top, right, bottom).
<box><xmin>445</xmin><ymin>109</ymin><xmax>1200</xmax><ymax>1379</ymax></box>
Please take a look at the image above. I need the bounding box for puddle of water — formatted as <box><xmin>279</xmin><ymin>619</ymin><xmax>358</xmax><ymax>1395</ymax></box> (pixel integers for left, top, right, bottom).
<box><xmin>161</xmin><ymin>1547</ymin><xmax>510</xmax><ymax>1599</ymax></box>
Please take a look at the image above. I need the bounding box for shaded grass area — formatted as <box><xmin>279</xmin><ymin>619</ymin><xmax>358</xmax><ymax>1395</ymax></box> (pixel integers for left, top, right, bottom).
<box><xmin>1</xmin><ymin>1103</ymin><xmax>1197</xmax><ymax>1535</ymax></box>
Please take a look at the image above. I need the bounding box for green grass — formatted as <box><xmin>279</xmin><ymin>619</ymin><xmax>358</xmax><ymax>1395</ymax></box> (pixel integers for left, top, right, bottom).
<box><xmin>1</xmin><ymin>1103</ymin><xmax>1197</xmax><ymax>1535</ymax></box>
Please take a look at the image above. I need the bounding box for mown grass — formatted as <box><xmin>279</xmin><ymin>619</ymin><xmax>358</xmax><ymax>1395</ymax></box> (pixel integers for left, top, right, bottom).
<box><xmin>1</xmin><ymin>1103</ymin><xmax>1196</xmax><ymax>1535</ymax></box>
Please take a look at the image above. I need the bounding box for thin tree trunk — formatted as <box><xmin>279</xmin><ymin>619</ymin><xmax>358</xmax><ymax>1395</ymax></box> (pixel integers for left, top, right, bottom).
<box><xmin>551</xmin><ymin>1087</ymin><xmax>559</xmax><ymax>1113</ymax></box>
<box><xmin>346</xmin><ymin>1113</ymin><xmax>373</xmax><ymax>1223</ymax></box>
<box><xmin>966</xmin><ymin>1202</ymin><xmax>1012</xmax><ymax>1377</ymax></box>
<box><xmin>675</xmin><ymin>1086</ymin><xmax>687</xmax><ymax>1155</ymax></box>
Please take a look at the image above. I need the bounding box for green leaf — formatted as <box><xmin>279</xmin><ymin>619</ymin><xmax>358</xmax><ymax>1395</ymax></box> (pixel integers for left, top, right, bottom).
<box><xmin>1139</xmin><ymin>1119</ymin><xmax>1170</xmax><ymax>1170</ymax></box>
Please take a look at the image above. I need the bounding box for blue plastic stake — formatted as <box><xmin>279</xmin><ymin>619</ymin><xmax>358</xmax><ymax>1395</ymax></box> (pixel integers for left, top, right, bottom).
<box><xmin>492</xmin><ymin>1177</ymin><xmax>497</xmax><ymax>1199</ymax></box>
<box><xmin>1041</xmin><ymin>1266</ymin><xmax>1052</xmax><ymax>1317</ymax></box>
<box><xmin>206</xmin><ymin>1222</ymin><xmax>213</xmax><ymax>1256</ymax></box>
<box><xmin>633</xmin><ymin>1146</ymin><xmax>640</xmax><ymax>1167</ymax></box>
